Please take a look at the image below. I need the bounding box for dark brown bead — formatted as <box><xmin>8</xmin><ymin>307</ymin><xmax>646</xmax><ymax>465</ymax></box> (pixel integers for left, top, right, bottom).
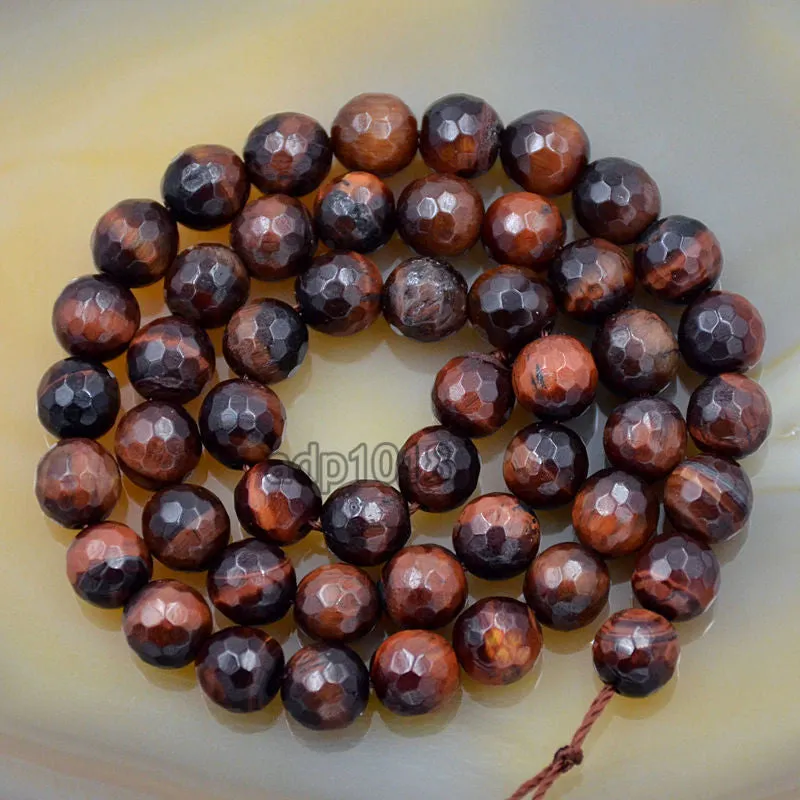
<box><xmin>381</xmin><ymin>545</ymin><xmax>468</xmax><ymax>630</ymax></box>
<box><xmin>294</xmin><ymin>564</ymin><xmax>379</xmax><ymax>643</ymax></box>
<box><xmin>371</xmin><ymin>630</ymin><xmax>460</xmax><ymax>715</ymax></box>
<box><xmin>383</xmin><ymin>256</ymin><xmax>468</xmax><ymax>342</ymax></box>
<box><xmin>196</xmin><ymin>627</ymin><xmax>284</xmax><ymax>713</ymax></box>
<box><xmin>572</xmin><ymin>157</ymin><xmax>661</xmax><ymax>244</ymax></box>
<box><xmin>230</xmin><ymin>195</ymin><xmax>317</xmax><ymax>281</ymax></box>
<box><xmin>523</xmin><ymin>542</ymin><xmax>610</xmax><ymax>631</ymax></box>
<box><xmin>635</xmin><ymin>216</ymin><xmax>722</xmax><ymax>303</ymax></box>
<box><xmin>679</xmin><ymin>291</ymin><xmax>766</xmax><ymax>375</ymax></box>
<box><xmin>500</xmin><ymin>110</ymin><xmax>590</xmax><ymax>196</ymax></box>
<box><xmin>592</xmin><ymin>608</ymin><xmax>679</xmax><ymax>697</ymax></box>
<box><xmin>296</xmin><ymin>251</ymin><xmax>382</xmax><ymax>336</ymax></box>
<box><xmin>548</xmin><ymin>237</ymin><xmax>635</xmax><ymax>323</ymax></box>
<box><xmin>282</xmin><ymin>643</ymin><xmax>369</xmax><ymax>730</ymax></box>
<box><xmin>243</xmin><ymin>112</ymin><xmax>332</xmax><ymax>197</ymax></box>
<box><xmin>604</xmin><ymin>397</ymin><xmax>688</xmax><ymax>481</ymax></box>
<box><xmin>199</xmin><ymin>379</ymin><xmax>285</xmax><ymax>469</ymax></box>
<box><xmin>35</xmin><ymin>439</ymin><xmax>121</xmax><ymax>529</ymax></box>
<box><xmin>127</xmin><ymin>316</ymin><xmax>215</xmax><ymax>404</ymax></box>
<box><xmin>142</xmin><ymin>484</ymin><xmax>230</xmax><ymax>571</ymax></box>
<box><xmin>432</xmin><ymin>353</ymin><xmax>514</xmax><ymax>438</ymax></box>
<box><xmin>161</xmin><ymin>144</ymin><xmax>249</xmax><ymax>230</ymax></box>
<box><xmin>223</xmin><ymin>298</ymin><xmax>308</xmax><ymax>384</ymax></box>
<box><xmin>633</xmin><ymin>533</ymin><xmax>720</xmax><ymax>622</ymax></box>
<box><xmin>664</xmin><ymin>455</ymin><xmax>753</xmax><ymax>544</ymax></box>
<box><xmin>321</xmin><ymin>480</ymin><xmax>410</xmax><ymax>567</ymax></box>
<box><xmin>503</xmin><ymin>422</ymin><xmax>588</xmax><ymax>508</ymax></box>
<box><xmin>234</xmin><ymin>459</ymin><xmax>322</xmax><ymax>546</ymax></box>
<box><xmin>397</xmin><ymin>174</ymin><xmax>484</xmax><ymax>257</ymax></box>
<box><xmin>164</xmin><ymin>244</ymin><xmax>249</xmax><ymax>328</ymax></box>
<box><xmin>419</xmin><ymin>94</ymin><xmax>502</xmax><ymax>178</ymax></box>
<box><xmin>452</xmin><ymin>597</ymin><xmax>542</xmax><ymax>686</ymax></box>
<box><xmin>573</xmin><ymin>469</ymin><xmax>659</xmax><ymax>557</ymax></box>
<box><xmin>453</xmin><ymin>493</ymin><xmax>540</xmax><ymax>580</ymax></box>
<box><xmin>467</xmin><ymin>265</ymin><xmax>556</xmax><ymax>352</ymax></box>
<box><xmin>511</xmin><ymin>334</ymin><xmax>597</xmax><ymax>420</ymax></box>
<box><xmin>123</xmin><ymin>579</ymin><xmax>212</xmax><ymax>669</ymax></box>
<box><xmin>396</xmin><ymin>425</ymin><xmax>480</xmax><ymax>513</ymax></box>
<box><xmin>331</xmin><ymin>93</ymin><xmax>417</xmax><ymax>176</ymax></box>
<box><xmin>593</xmin><ymin>308</ymin><xmax>679</xmax><ymax>397</ymax></box>
<box><xmin>114</xmin><ymin>401</ymin><xmax>202</xmax><ymax>490</ymax></box>
<box><xmin>91</xmin><ymin>198</ymin><xmax>178</xmax><ymax>287</ymax></box>
<box><xmin>66</xmin><ymin>522</ymin><xmax>152</xmax><ymax>608</ymax></box>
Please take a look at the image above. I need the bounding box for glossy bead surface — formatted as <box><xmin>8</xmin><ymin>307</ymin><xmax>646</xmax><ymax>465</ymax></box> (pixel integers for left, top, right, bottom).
<box><xmin>91</xmin><ymin>198</ymin><xmax>178</xmax><ymax>287</ymax></box>
<box><xmin>122</xmin><ymin>579</ymin><xmax>212</xmax><ymax>669</ymax></box>
<box><xmin>453</xmin><ymin>493</ymin><xmax>541</xmax><ymax>580</ymax></box>
<box><xmin>419</xmin><ymin>94</ymin><xmax>502</xmax><ymax>177</ymax></box>
<box><xmin>523</xmin><ymin>543</ymin><xmax>610</xmax><ymax>631</ymax></box>
<box><xmin>321</xmin><ymin>480</ymin><xmax>410</xmax><ymax>567</ymax></box>
<box><xmin>592</xmin><ymin>608</ymin><xmax>679</xmax><ymax>697</ymax></box>
<box><xmin>161</xmin><ymin>144</ymin><xmax>249</xmax><ymax>230</ymax></box>
<box><xmin>66</xmin><ymin>522</ymin><xmax>152</xmax><ymax>608</ymax></box>
<box><xmin>199</xmin><ymin>379</ymin><xmax>285</xmax><ymax>469</ymax></box>
<box><xmin>142</xmin><ymin>484</ymin><xmax>230</xmax><ymax>571</ymax></box>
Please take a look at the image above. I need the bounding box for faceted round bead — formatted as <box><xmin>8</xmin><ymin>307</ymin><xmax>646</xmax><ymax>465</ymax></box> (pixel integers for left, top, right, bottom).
<box><xmin>114</xmin><ymin>401</ymin><xmax>202</xmax><ymax>490</ymax></box>
<box><xmin>453</xmin><ymin>493</ymin><xmax>541</xmax><ymax>580</ymax></box>
<box><xmin>633</xmin><ymin>533</ymin><xmax>721</xmax><ymax>622</ymax></box>
<box><xmin>383</xmin><ymin>256</ymin><xmax>468</xmax><ymax>342</ymax></box>
<box><xmin>282</xmin><ymin>643</ymin><xmax>370</xmax><ymax>730</ymax></box>
<box><xmin>664</xmin><ymin>455</ymin><xmax>753</xmax><ymax>544</ymax></box>
<box><xmin>230</xmin><ymin>194</ymin><xmax>317</xmax><ymax>281</ymax></box>
<box><xmin>593</xmin><ymin>308</ymin><xmax>679</xmax><ymax>397</ymax></box>
<box><xmin>196</xmin><ymin>627</ymin><xmax>284</xmax><ymax>713</ymax></box>
<box><xmin>223</xmin><ymin>298</ymin><xmax>308</xmax><ymax>384</ymax></box>
<box><xmin>523</xmin><ymin>543</ymin><xmax>610</xmax><ymax>631</ymax></box>
<box><xmin>161</xmin><ymin>144</ymin><xmax>249</xmax><ymax>230</ymax></box>
<box><xmin>294</xmin><ymin>564</ymin><xmax>379</xmax><ymax>643</ymax></box>
<box><xmin>397</xmin><ymin>173</ymin><xmax>484</xmax><ymax>257</ymax></box>
<box><xmin>142</xmin><ymin>484</ymin><xmax>230</xmax><ymax>571</ymax></box>
<box><xmin>321</xmin><ymin>480</ymin><xmax>411</xmax><ymax>567</ymax></box>
<box><xmin>572</xmin><ymin>157</ymin><xmax>661</xmax><ymax>244</ymax></box>
<box><xmin>604</xmin><ymin>397</ymin><xmax>688</xmax><ymax>481</ymax></box>
<box><xmin>396</xmin><ymin>425</ymin><xmax>480</xmax><ymax>513</ymax></box>
<box><xmin>381</xmin><ymin>545</ymin><xmax>468</xmax><ymax>630</ymax></box>
<box><xmin>548</xmin><ymin>238</ymin><xmax>635</xmax><ymax>323</ymax></box>
<box><xmin>122</xmin><ymin>579</ymin><xmax>212</xmax><ymax>669</ymax></box>
<box><xmin>314</xmin><ymin>171</ymin><xmax>395</xmax><ymax>253</ymax></box>
<box><xmin>35</xmin><ymin>439</ymin><xmax>121</xmax><ymax>528</ymax></box>
<box><xmin>452</xmin><ymin>597</ymin><xmax>542</xmax><ymax>686</ymax></box>
<box><xmin>243</xmin><ymin>112</ymin><xmax>332</xmax><ymax>197</ymax></box>
<box><xmin>503</xmin><ymin>422</ymin><xmax>588</xmax><ymax>508</ymax></box>
<box><xmin>66</xmin><ymin>522</ymin><xmax>152</xmax><ymax>608</ymax></box>
<box><xmin>371</xmin><ymin>630</ymin><xmax>460</xmax><ymax>715</ymax></box>
<box><xmin>511</xmin><ymin>334</ymin><xmax>597</xmax><ymax>420</ymax></box>
<box><xmin>679</xmin><ymin>291</ymin><xmax>766</xmax><ymax>375</ymax></box>
<box><xmin>592</xmin><ymin>608</ymin><xmax>680</xmax><ymax>697</ymax></box>
<box><xmin>467</xmin><ymin>265</ymin><xmax>556</xmax><ymax>352</ymax></box>
<box><xmin>52</xmin><ymin>275</ymin><xmax>140</xmax><ymax>361</ymax></box>
<box><xmin>37</xmin><ymin>357</ymin><xmax>120</xmax><ymax>439</ymax></box>
<box><xmin>419</xmin><ymin>93</ymin><xmax>502</xmax><ymax>178</ymax></box>
<box><xmin>635</xmin><ymin>215</ymin><xmax>722</xmax><ymax>303</ymax></box>
<box><xmin>164</xmin><ymin>244</ymin><xmax>249</xmax><ymax>328</ymax></box>
<box><xmin>295</xmin><ymin>251</ymin><xmax>382</xmax><ymax>336</ymax></box>
<box><xmin>500</xmin><ymin>109</ymin><xmax>590</xmax><ymax>196</ymax></box>
<box><xmin>199</xmin><ymin>379</ymin><xmax>285</xmax><ymax>469</ymax></box>
<box><xmin>126</xmin><ymin>316</ymin><xmax>215</xmax><ymax>404</ymax></box>
<box><xmin>331</xmin><ymin>93</ymin><xmax>417</xmax><ymax>176</ymax></box>
<box><xmin>234</xmin><ymin>459</ymin><xmax>321</xmax><ymax>546</ymax></box>
<box><xmin>91</xmin><ymin>198</ymin><xmax>178</xmax><ymax>287</ymax></box>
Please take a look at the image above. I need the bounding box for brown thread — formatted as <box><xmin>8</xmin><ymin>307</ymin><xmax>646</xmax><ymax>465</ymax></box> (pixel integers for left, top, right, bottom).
<box><xmin>407</xmin><ymin>501</ymin><xmax>421</xmax><ymax>515</ymax></box>
<box><xmin>307</xmin><ymin>517</ymin><xmax>323</xmax><ymax>532</ymax></box>
<box><xmin>487</xmin><ymin>348</ymin><xmax>513</xmax><ymax>368</ymax></box>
